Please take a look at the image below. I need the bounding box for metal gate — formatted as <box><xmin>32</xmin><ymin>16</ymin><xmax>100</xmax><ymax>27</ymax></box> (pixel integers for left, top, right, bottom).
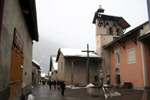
<box><xmin>9</xmin><ymin>45</ymin><xmax>23</xmax><ymax>100</ymax></box>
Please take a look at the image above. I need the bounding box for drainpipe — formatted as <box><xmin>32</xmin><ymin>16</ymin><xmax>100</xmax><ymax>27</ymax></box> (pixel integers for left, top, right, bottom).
<box><xmin>140</xmin><ymin>30</ymin><xmax>148</xmax><ymax>87</ymax></box>
<box><xmin>147</xmin><ymin>0</ymin><xmax>150</xmax><ymax>27</ymax></box>
<box><xmin>71</xmin><ymin>60</ymin><xmax>74</xmax><ymax>85</ymax></box>
<box><xmin>0</xmin><ymin>0</ymin><xmax>5</xmax><ymax>41</ymax></box>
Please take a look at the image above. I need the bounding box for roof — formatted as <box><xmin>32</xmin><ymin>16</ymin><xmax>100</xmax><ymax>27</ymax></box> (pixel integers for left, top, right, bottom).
<box><xmin>56</xmin><ymin>48</ymin><xmax>101</xmax><ymax>61</ymax></box>
<box><xmin>32</xmin><ymin>59</ymin><xmax>41</xmax><ymax>69</ymax></box>
<box><xmin>92</xmin><ymin>13</ymin><xmax>130</xmax><ymax>30</ymax></box>
<box><xmin>19</xmin><ymin>0</ymin><xmax>39</xmax><ymax>41</ymax></box>
<box><xmin>103</xmin><ymin>21</ymin><xmax>149</xmax><ymax>49</ymax></box>
<box><xmin>139</xmin><ymin>31</ymin><xmax>150</xmax><ymax>45</ymax></box>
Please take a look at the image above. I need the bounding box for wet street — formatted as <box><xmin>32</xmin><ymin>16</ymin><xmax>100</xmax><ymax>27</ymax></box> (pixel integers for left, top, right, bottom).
<box><xmin>32</xmin><ymin>84</ymin><xmax>150</xmax><ymax>100</ymax></box>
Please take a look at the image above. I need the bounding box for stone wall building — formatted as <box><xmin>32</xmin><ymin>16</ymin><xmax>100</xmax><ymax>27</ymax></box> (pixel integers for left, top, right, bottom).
<box><xmin>56</xmin><ymin>48</ymin><xmax>101</xmax><ymax>86</ymax></box>
<box><xmin>32</xmin><ymin>60</ymin><xmax>41</xmax><ymax>85</ymax></box>
<box><xmin>50</xmin><ymin>55</ymin><xmax>58</xmax><ymax>80</ymax></box>
<box><xmin>0</xmin><ymin>0</ymin><xmax>38</xmax><ymax>99</ymax></box>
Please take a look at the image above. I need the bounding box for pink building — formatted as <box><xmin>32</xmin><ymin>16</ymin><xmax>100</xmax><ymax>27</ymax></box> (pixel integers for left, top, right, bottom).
<box><xmin>104</xmin><ymin>21</ymin><xmax>150</xmax><ymax>89</ymax></box>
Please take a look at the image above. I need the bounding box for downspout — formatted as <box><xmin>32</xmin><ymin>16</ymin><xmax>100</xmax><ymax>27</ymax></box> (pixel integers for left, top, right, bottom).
<box><xmin>0</xmin><ymin>0</ymin><xmax>5</xmax><ymax>42</ymax></box>
<box><xmin>140</xmin><ymin>30</ymin><xmax>148</xmax><ymax>87</ymax></box>
<box><xmin>147</xmin><ymin>0</ymin><xmax>150</xmax><ymax>27</ymax></box>
<box><xmin>71</xmin><ymin>60</ymin><xmax>74</xmax><ymax>85</ymax></box>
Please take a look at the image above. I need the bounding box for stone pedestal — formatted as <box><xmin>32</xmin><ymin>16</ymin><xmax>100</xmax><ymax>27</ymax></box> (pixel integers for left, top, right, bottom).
<box><xmin>87</xmin><ymin>87</ymin><xmax>103</xmax><ymax>97</ymax></box>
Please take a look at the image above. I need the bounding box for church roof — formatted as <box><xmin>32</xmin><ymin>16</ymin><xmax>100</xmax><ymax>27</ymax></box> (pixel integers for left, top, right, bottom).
<box><xmin>103</xmin><ymin>21</ymin><xmax>149</xmax><ymax>49</ymax></box>
<box><xmin>56</xmin><ymin>48</ymin><xmax>101</xmax><ymax>61</ymax></box>
<box><xmin>92</xmin><ymin>13</ymin><xmax>130</xmax><ymax>30</ymax></box>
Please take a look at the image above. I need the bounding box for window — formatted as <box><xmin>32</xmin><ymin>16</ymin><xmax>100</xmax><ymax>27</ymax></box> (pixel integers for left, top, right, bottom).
<box><xmin>94</xmin><ymin>75</ymin><xmax>98</xmax><ymax>82</ymax></box>
<box><xmin>116</xmin><ymin>28</ymin><xmax>120</xmax><ymax>36</ymax></box>
<box><xmin>98</xmin><ymin>21</ymin><xmax>103</xmax><ymax>27</ymax></box>
<box><xmin>109</xmin><ymin>27</ymin><xmax>113</xmax><ymax>35</ymax></box>
<box><xmin>115</xmin><ymin>49</ymin><xmax>120</xmax><ymax>65</ymax></box>
<box><xmin>61</xmin><ymin>62</ymin><xmax>63</xmax><ymax>70</ymax></box>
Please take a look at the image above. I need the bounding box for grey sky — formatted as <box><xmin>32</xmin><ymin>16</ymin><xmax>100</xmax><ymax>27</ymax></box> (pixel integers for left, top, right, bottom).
<box><xmin>33</xmin><ymin>0</ymin><xmax>148</xmax><ymax>73</ymax></box>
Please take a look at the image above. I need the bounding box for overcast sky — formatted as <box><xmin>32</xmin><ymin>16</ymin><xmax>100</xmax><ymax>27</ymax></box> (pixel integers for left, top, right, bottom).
<box><xmin>34</xmin><ymin>0</ymin><xmax>148</xmax><ymax>73</ymax></box>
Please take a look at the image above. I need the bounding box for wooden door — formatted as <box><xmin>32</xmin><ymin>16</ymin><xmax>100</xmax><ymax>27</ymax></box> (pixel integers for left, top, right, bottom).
<box><xmin>9</xmin><ymin>45</ymin><xmax>23</xmax><ymax>100</ymax></box>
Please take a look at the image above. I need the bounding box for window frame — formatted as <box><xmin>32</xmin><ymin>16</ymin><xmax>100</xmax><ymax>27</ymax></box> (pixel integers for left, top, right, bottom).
<box><xmin>115</xmin><ymin>49</ymin><xmax>120</xmax><ymax>65</ymax></box>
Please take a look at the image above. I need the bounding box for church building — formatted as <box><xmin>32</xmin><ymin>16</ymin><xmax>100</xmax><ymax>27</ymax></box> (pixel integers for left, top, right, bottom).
<box><xmin>93</xmin><ymin>6</ymin><xmax>150</xmax><ymax>89</ymax></box>
<box><xmin>92</xmin><ymin>6</ymin><xmax>130</xmax><ymax>84</ymax></box>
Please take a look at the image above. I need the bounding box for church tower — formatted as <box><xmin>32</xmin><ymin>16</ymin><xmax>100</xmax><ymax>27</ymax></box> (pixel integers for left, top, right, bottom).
<box><xmin>92</xmin><ymin>6</ymin><xmax>130</xmax><ymax>84</ymax></box>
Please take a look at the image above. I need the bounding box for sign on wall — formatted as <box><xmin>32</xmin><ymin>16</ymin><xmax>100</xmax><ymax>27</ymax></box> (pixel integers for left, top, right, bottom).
<box><xmin>127</xmin><ymin>48</ymin><xmax>136</xmax><ymax>64</ymax></box>
<box><xmin>13</xmin><ymin>28</ymin><xmax>24</xmax><ymax>52</ymax></box>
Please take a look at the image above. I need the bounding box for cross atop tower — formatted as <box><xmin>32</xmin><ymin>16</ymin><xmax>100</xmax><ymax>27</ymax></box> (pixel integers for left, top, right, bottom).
<box><xmin>96</xmin><ymin>5</ymin><xmax>105</xmax><ymax>13</ymax></box>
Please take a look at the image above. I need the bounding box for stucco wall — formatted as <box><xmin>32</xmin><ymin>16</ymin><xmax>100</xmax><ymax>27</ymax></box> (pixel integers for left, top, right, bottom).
<box><xmin>96</xmin><ymin>19</ymin><xmax>123</xmax><ymax>36</ymax></box>
<box><xmin>141</xmin><ymin>24</ymin><xmax>149</xmax><ymax>35</ymax></box>
<box><xmin>32</xmin><ymin>65</ymin><xmax>40</xmax><ymax>85</ymax></box>
<box><xmin>144</xmin><ymin>44</ymin><xmax>150</xmax><ymax>86</ymax></box>
<box><xmin>57</xmin><ymin>53</ymin><xmax>65</xmax><ymax>81</ymax></box>
<box><xmin>111</xmin><ymin>32</ymin><xmax>144</xmax><ymax>87</ymax></box>
<box><xmin>95</xmin><ymin>18</ymin><xmax>124</xmax><ymax>84</ymax></box>
<box><xmin>51</xmin><ymin>65</ymin><xmax>57</xmax><ymax>80</ymax></box>
<box><xmin>0</xmin><ymin>0</ymin><xmax>33</xmax><ymax>98</ymax></box>
<box><xmin>64</xmin><ymin>59</ymin><xmax>99</xmax><ymax>86</ymax></box>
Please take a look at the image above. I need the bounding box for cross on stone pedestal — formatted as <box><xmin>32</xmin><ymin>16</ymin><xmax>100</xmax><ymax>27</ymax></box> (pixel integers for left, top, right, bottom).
<box><xmin>82</xmin><ymin>44</ymin><xmax>95</xmax><ymax>84</ymax></box>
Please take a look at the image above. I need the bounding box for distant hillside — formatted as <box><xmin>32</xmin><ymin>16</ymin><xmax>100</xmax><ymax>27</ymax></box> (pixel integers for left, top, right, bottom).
<box><xmin>32</xmin><ymin>36</ymin><xmax>65</xmax><ymax>73</ymax></box>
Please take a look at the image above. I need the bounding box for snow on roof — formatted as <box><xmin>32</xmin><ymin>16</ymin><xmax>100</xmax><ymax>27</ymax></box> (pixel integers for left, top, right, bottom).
<box><xmin>60</xmin><ymin>48</ymin><xmax>100</xmax><ymax>58</ymax></box>
<box><xmin>52</xmin><ymin>57</ymin><xmax>58</xmax><ymax>71</ymax></box>
<box><xmin>146</xmin><ymin>30</ymin><xmax>150</xmax><ymax>34</ymax></box>
<box><xmin>32</xmin><ymin>59</ymin><xmax>40</xmax><ymax>66</ymax></box>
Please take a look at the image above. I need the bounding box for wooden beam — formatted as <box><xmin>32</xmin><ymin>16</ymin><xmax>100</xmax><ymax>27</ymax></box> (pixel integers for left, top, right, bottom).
<box><xmin>119</xmin><ymin>41</ymin><xmax>125</xmax><ymax>49</ymax></box>
<box><xmin>110</xmin><ymin>47</ymin><xmax>114</xmax><ymax>53</ymax></box>
<box><xmin>131</xmin><ymin>36</ymin><xmax>137</xmax><ymax>45</ymax></box>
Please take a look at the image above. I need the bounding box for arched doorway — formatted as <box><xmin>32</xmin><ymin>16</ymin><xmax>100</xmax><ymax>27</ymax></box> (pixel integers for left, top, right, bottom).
<box><xmin>115</xmin><ymin>67</ymin><xmax>121</xmax><ymax>85</ymax></box>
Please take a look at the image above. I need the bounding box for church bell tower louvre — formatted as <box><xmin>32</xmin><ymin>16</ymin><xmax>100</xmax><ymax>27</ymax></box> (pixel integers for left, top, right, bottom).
<box><xmin>92</xmin><ymin>5</ymin><xmax>130</xmax><ymax>84</ymax></box>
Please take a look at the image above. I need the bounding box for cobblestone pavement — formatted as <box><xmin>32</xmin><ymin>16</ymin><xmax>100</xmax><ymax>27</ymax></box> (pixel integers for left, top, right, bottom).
<box><xmin>32</xmin><ymin>84</ymin><xmax>150</xmax><ymax>100</ymax></box>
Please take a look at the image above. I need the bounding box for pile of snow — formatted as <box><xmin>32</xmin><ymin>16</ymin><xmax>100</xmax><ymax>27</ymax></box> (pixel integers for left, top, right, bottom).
<box><xmin>66</xmin><ymin>83</ymin><xmax>94</xmax><ymax>89</ymax></box>
<box><xmin>66</xmin><ymin>85</ymin><xmax>74</xmax><ymax>88</ymax></box>
<box><xmin>86</xmin><ymin>83</ymin><xmax>94</xmax><ymax>88</ymax></box>
<box><xmin>27</xmin><ymin>94</ymin><xmax>34</xmax><ymax>100</ymax></box>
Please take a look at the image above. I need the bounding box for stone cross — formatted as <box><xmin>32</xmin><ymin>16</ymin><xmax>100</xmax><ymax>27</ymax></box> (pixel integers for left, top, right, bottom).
<box><xmin>82</xmin><ymin>44</ymin><xmax>95</xmax><ymax>84</ymax></box>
